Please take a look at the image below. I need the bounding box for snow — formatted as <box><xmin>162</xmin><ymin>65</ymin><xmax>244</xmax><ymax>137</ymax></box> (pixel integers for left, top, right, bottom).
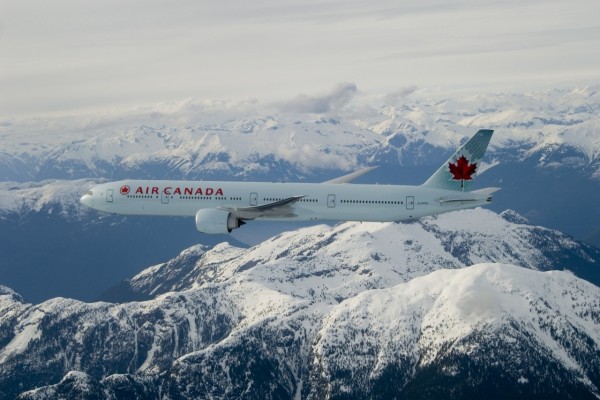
<box><xmin>518</xmin><ymin>376</ymin><xmax>529</xmax><ymax>384</ymax></box>
<box><xmin>5</xmin><ymin>89</ymin><xmax>600</xmax><ymax>393</ymax></box>
<box><xmin>2</xmin><ymin>85</ymin><xmax>600</xmax><ymax>181</ymax></box>
<box><xmin>314</xmin><ymin>263</ymin><xmax>600</xmax><ymax>387</ymax></box>
<box><xmin>85</xmin><ymin>209</ymin><xmax>598</xmax><ymax>388</ymax></box>
<box><xmin>0</xmin><ymin>247</ymin><xmax>600</xmax><ymax>393</ymax></box>
<box><xmin>0</xmin><ymin>179</ymin><xmax>98</xmax><ymax>217</ymax></box>
<box><xmin>0</xmin><ymin>309</ymin><xmax>44</xmax><ymax>363</ymax></box>
<box><xmin>125</xmin><ymin>207</ymin><xmax>595</xmax><ymax>313</ymax></box>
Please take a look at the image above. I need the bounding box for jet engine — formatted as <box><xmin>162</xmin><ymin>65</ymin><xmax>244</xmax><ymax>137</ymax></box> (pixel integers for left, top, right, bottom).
<box><xmin>195</xmin><ymin>209</ymin><xmax>243</xmax><ymax>234</ymax></box>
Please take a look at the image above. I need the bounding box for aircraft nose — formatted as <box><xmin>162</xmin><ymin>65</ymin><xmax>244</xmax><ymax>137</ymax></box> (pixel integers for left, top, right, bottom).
<box><xmin>80</xmin><ymin>191</ymin><xmax>94</xmax><ymax>208</ymax></box>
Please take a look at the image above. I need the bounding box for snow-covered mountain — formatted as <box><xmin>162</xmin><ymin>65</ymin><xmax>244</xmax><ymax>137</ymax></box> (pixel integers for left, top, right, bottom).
<box><xmin>1</xmin><ymin>85</ymin><xmax>599</xmax><ymax>303</ymax></box>
<box><xmin>307</xmin><ymin>264</ymin><xmax>600</xmax><ymax>400</ymax></box>
<box><xmin>2</xmin><ymin>86</ymin><xmax>600</xmax><ymax>182</ymax></box>
<box><xmin>1</xmin><ymin>85</ymin><xmax>600</xmax><ymax>397</ymax></box>
<box><xmin>2</xmin><ymin>85</ymin><xmax>599</xmax><ymax>238</ymax></box>
<box><xmin>1</xmin><ymin>209</ymin><xmax>600</xmax><ymax>399</ymax></box>
<box><xmin>108</xmin><ymin>208</ymin><xmax>600</xmax><ymax>303</ymax></box>
<box><xmin>0</xmin><ymin>179</ymin><xmax>96</xmax><ymax>219</ymax></box>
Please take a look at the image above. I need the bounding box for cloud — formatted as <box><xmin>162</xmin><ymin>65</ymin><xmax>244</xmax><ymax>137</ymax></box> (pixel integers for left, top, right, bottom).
<box><xmin>278</xmin><ymin>83</ymin><xmax>358</xmax><ymax>114</ymax></box>
<box><xmin>266</xmin><ymin>141</ymin><xmax>354</xmax><ymax>171</ymax></box>
<box><xmin>383</xmin><ymin>85</ymin><xmax>419</xmax><ymax>104</ymax></box>
<box><xmin>2</xmin><ymin>1</ymin><xmax>600</xmax><ymax>117</ymax></box>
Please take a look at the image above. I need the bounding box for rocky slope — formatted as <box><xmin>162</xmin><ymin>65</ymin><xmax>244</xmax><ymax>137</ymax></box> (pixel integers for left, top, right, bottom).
<box><xmin>1</xmin><ymin>209</ymin><xmax>599</xmax><ymax>399</ymax></box>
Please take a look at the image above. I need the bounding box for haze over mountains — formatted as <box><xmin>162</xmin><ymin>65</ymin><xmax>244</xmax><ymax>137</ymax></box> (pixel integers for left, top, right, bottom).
<box><xmin>2</xmin><ymin>85</ymin><xmax>600</xmax><ymax>182</ymax></box>
<box><xmin>1</xmin><ymin>85</ymin><xmax>599</xmax><ymax>302</ymax></box>
<box><xmin>2</xmin><ymin>85</ymin><xmax>599</xmax><ymax>236</ymax></box>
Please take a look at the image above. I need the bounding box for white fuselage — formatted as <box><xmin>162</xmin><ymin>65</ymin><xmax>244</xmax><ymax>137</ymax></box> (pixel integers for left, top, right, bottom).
<box><xmin>81</xmin><ymin>179</ymin><xmax>492</xmax><ymax>222</ymax></box>
<box><xmin>80</xmin><ymin>129</ymin><xmax>497</xmax><ymax>234</ymax></box>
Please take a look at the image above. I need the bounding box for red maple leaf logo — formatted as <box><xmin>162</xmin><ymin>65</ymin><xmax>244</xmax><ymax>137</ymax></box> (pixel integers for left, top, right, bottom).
<box><xmin>120</xmin><ymin>185</ymin><xmax>130</xmax><ymax>195</ymax></box>
<box><xmin>448</xmin><ymin>155</ymin><xmax>477</xmax><ymax>181</ymax></box>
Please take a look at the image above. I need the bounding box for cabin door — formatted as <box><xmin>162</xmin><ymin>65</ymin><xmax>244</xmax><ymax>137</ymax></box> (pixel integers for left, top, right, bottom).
<box><xmin>327</xmin><ymin>194</ymin><xmax>336</xmax><ymax>208</ymax></box>
<box><xmin>406</xmin><ymin>196</ymin><xmax>414</xmax><ymax>210</ymax></box>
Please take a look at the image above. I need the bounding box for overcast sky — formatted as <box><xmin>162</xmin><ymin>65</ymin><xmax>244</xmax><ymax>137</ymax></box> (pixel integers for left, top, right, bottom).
<box><xmin>1</xmin><ymin>0</ymin><xmax>599</xmax><ymax>117</ymax></box>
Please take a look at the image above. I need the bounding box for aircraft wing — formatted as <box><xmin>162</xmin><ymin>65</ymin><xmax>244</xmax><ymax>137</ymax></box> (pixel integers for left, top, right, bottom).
<box><xmin>220</xmin><ymin>195</ymin><xmax>306</xmax><ymax>219</ymax></box>
<box><xmin>324</xmin><ymin>166</ymin><xmax>378</xmax><ymax>184</ymax></box>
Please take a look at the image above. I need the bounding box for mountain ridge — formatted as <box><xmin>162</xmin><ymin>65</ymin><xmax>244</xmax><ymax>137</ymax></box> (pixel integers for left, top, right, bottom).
<box><xmin>2</xmin><ymin>206</ymin><xmax>600</xmax><ymax>398</ymax></box>
<box><xmin>6</xmin><ymin>263</ymin><xmax>599</xmax><ymax>399</ymax></box>
<box><xmin>1</xmin><ymin>85</ymin><xmax>600</xmax><ymax>398</ymax></box>
<box><xmin>2</xmin><ymin>86</ymin><xmax>600</xmax><ymax>182</ymax></box>
<box><xmin>101</xmin><ymin>208</ymin><xmax>600</xmax><ymax>305</ymax></box>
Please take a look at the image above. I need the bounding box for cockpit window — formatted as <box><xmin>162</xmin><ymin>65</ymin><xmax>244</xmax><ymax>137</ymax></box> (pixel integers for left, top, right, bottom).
<box><xmin>86</xmin><ymin>191</ymin><xmax>93</xmax><ymax>196</ymax></box>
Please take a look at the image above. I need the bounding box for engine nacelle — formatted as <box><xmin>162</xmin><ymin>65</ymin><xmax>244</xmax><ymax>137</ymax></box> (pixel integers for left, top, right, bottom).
<box><xmin>195</xmin><ymin>209</ymin><xmax>241</xmax><ymax>234</ymax></box>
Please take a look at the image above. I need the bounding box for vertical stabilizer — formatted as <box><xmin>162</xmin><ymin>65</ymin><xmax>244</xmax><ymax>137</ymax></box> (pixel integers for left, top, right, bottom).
<box><xmin>422</xmin><ymin>129</ymin><xmax>494</xmax><ymax>192</ymax></box>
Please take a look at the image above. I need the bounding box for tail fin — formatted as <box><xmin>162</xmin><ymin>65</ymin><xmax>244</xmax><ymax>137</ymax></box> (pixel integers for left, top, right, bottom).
<box><xmin>422</xmin><ymin>129</ymin><xmax>494</xmax><ymax>192</ymax></box>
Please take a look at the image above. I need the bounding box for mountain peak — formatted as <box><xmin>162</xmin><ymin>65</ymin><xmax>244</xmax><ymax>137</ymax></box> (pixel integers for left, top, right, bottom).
<box><xmin>500</xmin><ymin>209</ymin><xmax>530</xmax><ymax>225</ymax></box>
<box><xmin>112</xmin><ymin>208</ymin><xmax>600</xmax><ymax>306</ymax></box>
<box><xmin>311</xmin><ymin>263</ymin><xmax>600</xmax><ymax>399</ymax></box>
<box><xmin>3</xmin><ymin>208</ymin><xmax>600</xmax><ymax>398</ymax></box>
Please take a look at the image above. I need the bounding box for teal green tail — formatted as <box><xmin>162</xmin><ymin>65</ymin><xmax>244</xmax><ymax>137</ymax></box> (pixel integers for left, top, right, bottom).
<box><xmin>422</xmin><ymin>129</ymin><xmax>494</xmax><ymax>192</ymax></box>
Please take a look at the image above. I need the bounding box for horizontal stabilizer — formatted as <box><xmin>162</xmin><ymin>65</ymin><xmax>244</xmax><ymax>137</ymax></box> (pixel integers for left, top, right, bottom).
<box><xmin>471</xmin><ymin>187</ymin><xmax>501</xmax><ymax>196</ymax></box>
<box><xmin>438</xmin><ymin>198</ymin><xmax>483</xmax><ymax>204</ymax></box>
<box><xmin>438</xmin><ymin>187</ymin><xmax>500</xmax><ymax>205</ymax></box>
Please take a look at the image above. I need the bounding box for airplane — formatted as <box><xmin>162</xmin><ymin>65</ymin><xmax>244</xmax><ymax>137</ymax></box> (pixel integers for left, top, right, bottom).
<box><xmin>80</xmin><ymin>129</ymin><xmax>499</xmax><ymax>234</ymax></box>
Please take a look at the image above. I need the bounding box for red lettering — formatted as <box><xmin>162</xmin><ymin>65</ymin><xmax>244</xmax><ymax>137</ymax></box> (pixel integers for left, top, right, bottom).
<box><xmin>153</xmin><ymin>186</ymin><xmax>224</xmax><ymax>196</ymax></box>
<box><xmin>145</xmin><ymin>187</ymin><xmax>149</xmax><ymax>194</ymax></box>
<box><xmin>135</xmin><ymin>187</ymin><xmax>143</xmax><ymax>194</ymax></box>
